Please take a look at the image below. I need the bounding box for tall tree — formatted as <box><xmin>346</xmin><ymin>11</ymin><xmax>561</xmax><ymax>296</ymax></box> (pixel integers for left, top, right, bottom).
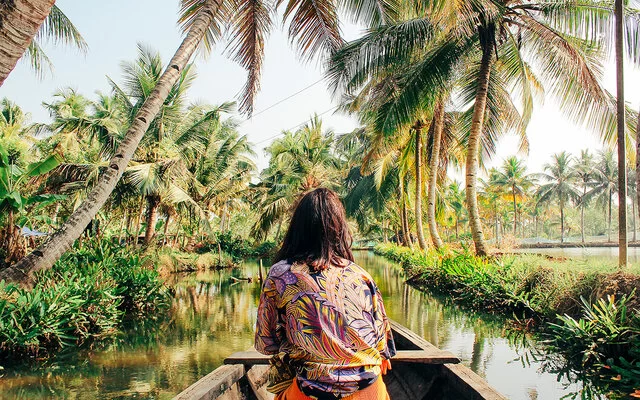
<box><xmin>0</xmin><ymin>0</ymin><xmax>56</xmax><ymax>86</ymax></box>
<box><xmin>427</xmin><ymin>101</ymin><xmax>445</xmax><ymax>249</ymax></box>
<box><xmin>328</xmin><ymin>1</ymin><xmax>635</xmax><ymax>255</ymax></box>
<box><xmin>587</xmin><ymin>151</ymin><xmax>618</xmax><ymax>242</ymax></box>
<box><xmin>615</xmin><ymin>0</ymin><xmax>627</xmax><ymax>267</ymax></box>
<box><xmin>413</xmin><ymin>120</ymin><xmax>427</xmax><ymax>250</ymax></box>
<box><xmin>573</xmin><ymin>149</ymin><xmax>595</xmax><ymax>243</ymax></box>
<box><xmin>4</xmin><ymin>0</ymin><xmax>399</xmax><ymax>282</ymax></box>
<box><xmin>537</xmin><ymin>152</ymin><xmax>579</xmax><ymax>243</ymax></box>
<box><xmin>493</xmin><ymin>157</ymin><xmax>535</xmax><ymax>237</ymax></box>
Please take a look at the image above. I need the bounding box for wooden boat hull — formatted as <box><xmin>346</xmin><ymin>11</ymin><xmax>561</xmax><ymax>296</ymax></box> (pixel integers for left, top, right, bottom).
<box><xmin>174</xmin><ymin>321</ymin><xmax>506</xmax><ymax>400</ymax></box>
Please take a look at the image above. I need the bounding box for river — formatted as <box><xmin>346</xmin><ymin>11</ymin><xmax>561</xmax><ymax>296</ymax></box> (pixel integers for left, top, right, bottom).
<box><xmin>514</xmin><ymin>246</ymin><xmax>640</xmax><ymax>264</ymax></box>
<box><xmin>0</xmin><ymin>252</ymin><xmax>589</xmax><ymax>399</ymax></box>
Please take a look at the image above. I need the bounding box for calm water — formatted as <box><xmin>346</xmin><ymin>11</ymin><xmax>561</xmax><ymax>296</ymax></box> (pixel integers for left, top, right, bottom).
<box><xmin>514</xmin><ymin>246</ymin><xmax>640</xmax><ymax>263</ymax></box>
<box><xmin>0</xmin><ymin>253</ymin><xmax>588</xmax><ymax>400</ymax></box>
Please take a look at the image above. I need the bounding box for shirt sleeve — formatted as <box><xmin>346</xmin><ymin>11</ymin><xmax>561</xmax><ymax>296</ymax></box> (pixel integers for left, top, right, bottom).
<box><xmin>255</xmin><ymin>276</ymin><xmax>280</xmax><ymax>355</ymax></box>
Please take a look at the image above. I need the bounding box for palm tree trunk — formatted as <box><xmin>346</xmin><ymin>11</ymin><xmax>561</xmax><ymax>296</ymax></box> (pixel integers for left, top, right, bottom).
<box><xmin>1</xmin><ymin>3</ymin><xmax>221</xmax><ymax>283</ymax></box>
<box><xmin>615</xmin><ymin>0</ymin><xmax>627</xmax><ymax>267</ymax></box>
<box><xmin>560</xmin><ymin>199</ymin><xmax>565</xmax><ymax>243</ymax></box>
<box><xmin>401</xmin><ymin>196</ymin><xmax>412</xmax><ymax>247</ymax></box>
<box><xmin>636</xmin><ymin>105</ymin><xmax>640</xmax><ymax>244</ymax></box>
<box><xmin>118</xmin><ymin>210</ymin><xmax>127</xmax><ymax>244</ymax></box>
<box><xmin>608</xmin><ymin>190</ymin><xmax>613</xmax><ymax>242</ymax></box>
<box><xmin>633</xmin><ymin>196</ymin><xmax>637</xmax><ymax>242</ymax></box>
<box><xmin>581</xmin><ymin>186</ymin><xmax>586</xmax><ymax>243</ymax></box>
<box><xmin>144</xmin><ymin>195</ymin><xmax>160</xmax><ymax>246</ymax></box>
<box><xmin>465</xmin><ymin>29</ymin><xmax>493</xmax><ymax>257</ymax></box>
<box><xmin>512</xmin><ymin>187</ymin><xmax>517</xmax><ymax>237</ymax></box>
<box><xmin>134</xmin><ymin>197</ymin><xmax>145</xmax><ymax>246</ymax></box>
<box><xmin>162</xmin><ymin>213</ymin><xmax>171</xmax><ymax>246</ymax></box>
<box><xmin>414</xmin><ymin>123</ymin><xmax>427</xmax><ymax>250</ymax></box>
<box><xmin>427</xmin><ymin>102</ymin><xmax>445</xmax><ymax>250</ymax></box>
<box><xmin>0</xmin><ymin>0</ymin><xmax>55</xmax><ymax>86</ymax></box>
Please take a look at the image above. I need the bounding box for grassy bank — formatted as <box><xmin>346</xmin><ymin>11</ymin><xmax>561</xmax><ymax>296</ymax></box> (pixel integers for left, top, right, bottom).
<box><xmin>374</xmin><ymin>243</ymin><xmax>640</xmax><ymax>397</ymax></box>
<box><xmin>0</xmin><ymin>241</ymin><xmax>170</xmax><ymax>361</ymax></box>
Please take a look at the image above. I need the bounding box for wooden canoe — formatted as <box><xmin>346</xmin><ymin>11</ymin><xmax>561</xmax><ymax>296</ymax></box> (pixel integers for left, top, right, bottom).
<box><xmin>174</xmin><ymin>321</ymin><xmax>507</xmax><ymax>400</ymax></box>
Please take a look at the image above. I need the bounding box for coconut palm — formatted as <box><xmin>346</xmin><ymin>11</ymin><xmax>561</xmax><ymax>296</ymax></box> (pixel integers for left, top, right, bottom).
<box><xmin>586</xmin><ymin>150</ymin><xmax>619</xmax><ymax>242</ymax></box>
<box><xmin>573</xmin><ymin>149</ymin><xmax>595</xmax><ymax>243</ymax></box>
<box><xmin>0</xmin><ymin>0</ymin><xmax>56</xmax><ymax>85</ymax></box>
<box><xmin>493</xmin><ymin>157</ymin><xmax>535</xmax><ymax>238</ymax></box>
<box><xmin>251</xmin><ymin>115</ymin><xmax>340</xmax><ymax>240</ymax></box>
<box><xmin>444</xmin><ymin>181</ymin><xmax>466</xmax><ymax>240</ymax></box>
<box><xmin>4</xmin><ymin>0</ymin><xmax>401</xmax><ymax>282</ymax></box>
<box><xmin>537</xmin><ymin>152</ymin><xmax>580</xmax><ymax>243</ymax></box>
<box><xmin>328</xmin><ymin>1</ymin><xmax>640</xmax><ymax>255</ymax></box>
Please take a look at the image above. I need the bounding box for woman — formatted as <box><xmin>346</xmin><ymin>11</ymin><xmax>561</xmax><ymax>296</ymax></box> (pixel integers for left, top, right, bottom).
<box><xmin>255</xmin><ymin>188</ymin><xmax>396</xmax><ymax>400</ymax></box>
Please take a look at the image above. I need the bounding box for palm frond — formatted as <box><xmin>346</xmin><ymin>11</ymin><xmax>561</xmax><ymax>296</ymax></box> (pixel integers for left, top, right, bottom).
<box><xmin>226</xmin><ymin>0</ymin><xmax>273</xmax><ymax>115</ymax></box>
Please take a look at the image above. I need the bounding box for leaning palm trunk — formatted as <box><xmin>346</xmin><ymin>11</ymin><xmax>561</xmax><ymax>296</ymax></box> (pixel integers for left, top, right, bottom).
<box><xmin>0</xmin><ymin>3</ymin><xmax>219</xmax><ymax>283</ymax></box>
<box><xmin>414</xmin><ymin>123</ymin><xmax>427</xmax><ymax>250</ymax></box>
<box><xmin>0</xmin><ymin>0</ymin><xmax>55</xmax><ymax>86</ymax></box>
<box><xmin>465</xmin><ymin>33</ymin><xmax>493</xmax><ymax>256</ymax></box>
<box><xmin>427</xmin><ymin>102</ymin><xmax>445</xmax><ymax>250</ymax></box>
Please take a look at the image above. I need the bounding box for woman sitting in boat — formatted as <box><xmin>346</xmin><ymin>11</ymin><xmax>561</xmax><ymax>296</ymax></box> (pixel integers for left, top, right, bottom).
<box><xmin>255</xmin><ymin>188</ymin><xmax>396</xmax><ymax>400</ymax></box>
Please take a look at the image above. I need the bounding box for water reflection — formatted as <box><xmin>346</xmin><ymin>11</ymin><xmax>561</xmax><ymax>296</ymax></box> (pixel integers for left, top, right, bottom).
<box><xmin>0</xmin><ymin>254</ymin><xmax>597</xmax><ymax>399</ymax></box>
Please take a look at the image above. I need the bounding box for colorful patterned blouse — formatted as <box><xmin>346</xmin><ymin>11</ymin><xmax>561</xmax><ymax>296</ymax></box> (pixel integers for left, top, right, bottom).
<box><xmin>255</xmin><ymin>259</ymin><xmax>396</xmax><ymax>399</ymax></box>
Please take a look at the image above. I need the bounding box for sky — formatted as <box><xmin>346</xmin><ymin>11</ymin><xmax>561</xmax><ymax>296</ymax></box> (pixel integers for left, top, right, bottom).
<box><xmin>1</xmin><ymin>0</ymin><xmax>640</xmax><ymax>176</ymax></box>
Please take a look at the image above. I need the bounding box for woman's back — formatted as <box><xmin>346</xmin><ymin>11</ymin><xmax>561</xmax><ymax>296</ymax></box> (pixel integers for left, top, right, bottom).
<box><xmin>256</xmin><ymin>259</ymin><xmax>395</xmax><ymax>398</ymax></box>
<box><xmin>254</xmin><ymin>188</ymin><xmax>394</xmax><ymax>399</ymax></box>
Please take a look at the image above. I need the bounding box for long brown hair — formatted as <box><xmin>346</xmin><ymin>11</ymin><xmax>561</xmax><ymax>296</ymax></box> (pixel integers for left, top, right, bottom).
<box><xmin>274</xmin><ymin>188</ymin><xmax>354</xmax><ymax>271</ymax></box>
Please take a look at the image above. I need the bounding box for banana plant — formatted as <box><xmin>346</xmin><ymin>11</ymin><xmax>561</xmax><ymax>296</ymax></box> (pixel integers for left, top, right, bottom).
<box><xmin>0</xmin><ymin>145</ymin><xmax>64</xmax><ymax>264</ymax></box>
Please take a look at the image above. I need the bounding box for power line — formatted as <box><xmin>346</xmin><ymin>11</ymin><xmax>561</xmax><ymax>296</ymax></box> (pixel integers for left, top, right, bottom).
<box><xmin>254</xmin><ymin>105</ymin><xmax>340</xmax><ymax>146</ymax></box>
<box><xmin>244</xmin><ymin>77</ymin><xmax>326</xmax><ymax>121</ymax></box>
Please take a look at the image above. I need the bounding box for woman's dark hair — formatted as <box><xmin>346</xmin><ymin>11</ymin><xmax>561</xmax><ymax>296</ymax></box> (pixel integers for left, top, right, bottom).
<box><xmin>275</xmin><ymin>188</ymin><xmax>354</xmax><ymax>271</ymax></box>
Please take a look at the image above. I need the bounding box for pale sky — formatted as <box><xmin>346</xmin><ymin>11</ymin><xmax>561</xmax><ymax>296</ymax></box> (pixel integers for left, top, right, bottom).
<box><xmin>1</xmin><ymin>0</ymin><xmax>639</xmax><ymax>176</ymax></box>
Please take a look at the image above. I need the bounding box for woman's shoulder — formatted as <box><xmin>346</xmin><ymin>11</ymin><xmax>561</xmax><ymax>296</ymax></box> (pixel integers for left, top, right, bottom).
<box><xmin>266</xmin><ymin>259</ymin><xmax>293</xmax><ymax>278</ymax></box>
<box><xmin>345</xmin><ymin>261</ymin><xmax>375</xmax><ymax>283</ymax></box>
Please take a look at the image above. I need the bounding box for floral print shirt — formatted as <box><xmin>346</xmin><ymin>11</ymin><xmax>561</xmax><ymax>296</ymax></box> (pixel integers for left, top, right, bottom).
<box><xmin>255</xmin><ymin>260</ymin><xmax>396</xmax><ymax>398</ymax></box>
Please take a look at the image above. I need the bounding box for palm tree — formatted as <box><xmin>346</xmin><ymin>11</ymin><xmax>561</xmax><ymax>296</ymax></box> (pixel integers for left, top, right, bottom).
<box><xmin>4</xmin><ymin>0</ymin><xmax>396</xmax><ymax>282</ymax></box>
<box><xmin>252</xmin><ymin>116</ymin><xmax>340</xmax><ymax>240</ymax></box>
<box><xmin>573</xmin><ymin>150</ymin><xmax>595</xmax><ymax>243</ymax></box>
<box><xmin>444</xmin><ymin>181</ymin><xmax>466</xmax><ymax>240</ymax></box>
<box><xmin>586</xmin><ymin>150</ymin><xmax>618</xmax><ymax>242</ymax></box>
<box><xmin>628</xmin><ymin>168</ymin><xmax>637</xmax><ymax>242</ymax></box>
<box><xmin>328</xmin><ymin>1</ymin><xmax>639</xmax><ymax>255</ymax></box>
<box><xmin>493</xmin><ymin>157</ymin><xmax>535</xmax><ymax>238</ymax></box>
<box><xmin>426</xmin><ymin>100</ymin><xmax>445</xmax><ymax>250</ymax></box>
<box><xmin>0</xmin><ymin>0</ymin><xmax>56</xmax><ymax>85</ymax></box>
<box><xmin>615</xmin><ymin>0</ymin><xmax>627</xmax><ymax>266</ymax></box>
<box><xmin>413</xmin><ymin>120</ymin><xmax>428</xmax><ymax>250</ymax></box>
<box><xmin>537</xmin><ymin>152</ymin><xmax>580</xmax><ymax>243</ymax></box>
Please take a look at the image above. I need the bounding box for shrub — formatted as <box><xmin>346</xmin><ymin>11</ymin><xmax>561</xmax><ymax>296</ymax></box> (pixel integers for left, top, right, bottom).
<box><xmin>0</xmin><ymin>240</ymin><xmax>169</xmax><ymax>360</ymax></box>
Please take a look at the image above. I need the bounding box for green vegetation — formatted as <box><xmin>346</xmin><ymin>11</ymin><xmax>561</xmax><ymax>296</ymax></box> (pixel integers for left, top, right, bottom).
<box><xmin>0</xmin><ymin>241</ymin><xmax>169</xmax><ymax>361</ymax></box>
<box><xmin>375</xmin><ymin>242</ymin><xmax>640</xmax><ymax>397</ymax></box>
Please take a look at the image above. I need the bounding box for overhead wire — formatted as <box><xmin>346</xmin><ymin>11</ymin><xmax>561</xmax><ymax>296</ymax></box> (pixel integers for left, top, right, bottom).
<box><xmin>253</xmin><ymin>105</ymin><xmax>341</xmax><ymax>146</ymax></box>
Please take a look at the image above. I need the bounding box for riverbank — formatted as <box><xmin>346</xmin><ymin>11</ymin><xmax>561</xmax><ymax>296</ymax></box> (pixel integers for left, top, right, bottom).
<box><xmin>374</xmin><ymin>243</ymin><xmax>640</xmax><ymax>397</ymax></box>
<box><xmin>0</xmin><ymin>241</ymin><xmax>170</xmax><ymax>362</ymax></box>
<box><xmin>518</xmin><ymin>242</ymin><xmax>640</xmax><ymax>249</ymax></box>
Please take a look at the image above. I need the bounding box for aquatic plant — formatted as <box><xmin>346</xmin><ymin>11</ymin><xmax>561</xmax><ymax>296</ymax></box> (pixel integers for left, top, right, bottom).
<box><xmin>0</xmin><ymin>240</ymin><xmax>169</xmax><ymax>360</ymax></box>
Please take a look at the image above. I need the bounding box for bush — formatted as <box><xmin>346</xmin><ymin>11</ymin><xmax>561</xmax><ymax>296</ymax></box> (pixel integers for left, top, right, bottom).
<box><xmin>0</xmin><ymin>240</ymin><xmax>169</xmax><ymax>360</ymax></box>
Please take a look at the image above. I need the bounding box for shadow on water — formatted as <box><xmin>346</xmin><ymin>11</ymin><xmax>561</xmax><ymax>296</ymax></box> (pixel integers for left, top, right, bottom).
<box><xmin>0</xmin><ymin>253</ymin><xmax>608</xmax><ymax>399</ymax></box>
